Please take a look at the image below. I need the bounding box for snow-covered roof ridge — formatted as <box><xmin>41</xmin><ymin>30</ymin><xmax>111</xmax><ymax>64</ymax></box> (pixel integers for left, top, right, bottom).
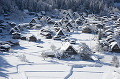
<box><xmin>60</xmin><ymin>42</ymin><xmax>78</xmax><ymax>53</ymax></box>
<box><xmin>110</xmin><ymin>41</ymin><xmax>120</xmax><ymax>49</ymax></box>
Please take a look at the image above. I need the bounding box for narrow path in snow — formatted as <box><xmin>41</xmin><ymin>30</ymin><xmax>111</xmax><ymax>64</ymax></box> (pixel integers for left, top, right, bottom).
<box><xmin>64</xmin><ymin>66</ymin><xmax>73</xmax><ymax>79</ymax></box>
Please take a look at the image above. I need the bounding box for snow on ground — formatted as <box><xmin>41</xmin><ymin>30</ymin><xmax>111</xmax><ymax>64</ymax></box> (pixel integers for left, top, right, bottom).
<box><xmin>1</xmin><ymin>29</ymin><xmax>120</xmax><ymax>79</ymax></box>
<box><xmin>69</xmin><ymin>66</ymin><xmax>106</xmax><ymax>79</ymax></box>
<box><xmin>9</xmin><ymin>64</ymin><xmax>71</xmax><ymax>79</ymax></box>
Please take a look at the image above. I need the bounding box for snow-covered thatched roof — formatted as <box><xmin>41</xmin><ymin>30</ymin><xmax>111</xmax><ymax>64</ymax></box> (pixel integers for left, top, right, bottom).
<box><xmin>12</xmin><ymin>32</ymin><xmax>21</xmax><ymax>35</ymax></box>
<box><xmin>40</xmin><ymin>16</ymin><xmax>47</xmax><ymax>22</ymax></box>
<box><xmin>30</xmin><ymin>18</ymin><xmax>40</xmax><ymax>24</ymax></box>
<box><xmin>36</xmin><ymin>13</ymin><xmax>42</xmax><ymax>17</ymax></box>
<box><xmin>1</xmin><ymin>44</ymin><xmax>11</xmax><ymax>48</ymax></box>
<box><xmin>110</xmin><ymin>42</ymin><xmax>120</xmax><ymax>49</ymax></box>
<box><xmin>73</xmin><ymin>12</ymin><xmax>80</xmax><ymax>17</ymax></box>
<box><xmin>56</xmin><ymin>29</ymin><xmax>65</xmax><ymax>36</ymax></box>
<box><xmin>60</xmin><ymin>42</ymin><xmax>78</xmax><ymax>53</ymax></box>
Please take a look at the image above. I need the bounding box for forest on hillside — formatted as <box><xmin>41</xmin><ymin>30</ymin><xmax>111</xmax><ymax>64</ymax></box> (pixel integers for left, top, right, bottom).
<box><xmin>0</xmin><ymin>0</ymin><xmax>120</xmax><ymax>16</ymax></box>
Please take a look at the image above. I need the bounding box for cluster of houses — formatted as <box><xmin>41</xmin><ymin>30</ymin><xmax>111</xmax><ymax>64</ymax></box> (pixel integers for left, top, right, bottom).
<box><xmin>95</xmin><ymin>14</ymin><xmax>120</xmax><ymax>53</ymax></box>
<box><xmin>0</xmin><ymin>40</ymin><xmax>19</xmax><ymax>52</ymax></box>
<box><xmin>29</xmin><ymin>10</ymin><xmax>85</xmax><ymax>41</ymax></box>
<box><xmin>43</xmin><ymin>42</ymin><xmax>92</xmax><ymax>60</ymax></box>
<box><xmin>1</xmin><ymin>9</ymin><xmax>120</xmax><ymax>58</ymax></box>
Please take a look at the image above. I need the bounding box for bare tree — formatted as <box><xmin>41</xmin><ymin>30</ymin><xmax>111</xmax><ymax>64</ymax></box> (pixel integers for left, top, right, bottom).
<box><xmin>41</xmin><ymin>51</ymin><xmax>48</xmax><ymax>60</ymax></box>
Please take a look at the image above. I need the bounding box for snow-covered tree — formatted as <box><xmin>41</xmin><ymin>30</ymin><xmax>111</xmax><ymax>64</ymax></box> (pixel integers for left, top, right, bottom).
<box><xmin>78</xmin><ymin>43</ymin><xmax>93</xmax><ymax>60</ymax></box>
<box><xmin>50</xmin><ymin>44</ymin><xmax>56</xmax><ymax>51</ymax></box>
<box><xmin>98</xmin><ymin>29</ymin><xmax>102</xmax><ymax>40</ymax></box>
<box><xmin>41</xmin><ymin>51</ymin><xmax>48</xmax><ymax>60</ymax></box>
<box><xmin>18</xmin><ymin>54</ymin><xmax>28</xmax><ymax>62</ymax></box>
<box><xmin>0</xmin><ymin>0</ymin><xmax>119</xmax><ymax>15</ymax></box>
<box><xmin>112</xmin><ymin>55</ymin><xmax>119</xmax><ymax>68</ymax></box>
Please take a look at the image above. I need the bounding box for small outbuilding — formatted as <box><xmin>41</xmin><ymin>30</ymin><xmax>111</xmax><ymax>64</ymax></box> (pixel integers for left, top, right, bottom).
<box><xmin>12</xmin><ymin>32</ymin><xmax>21</xmax><ymax>39</ymax></box>
<box><xmin>82</xmin><ymin>26</ymin><xmax>92</xmax><ymax>33</ymax></box>
<box><xmin>29</xmin><ymin>35</ymin><xmax>37</xmax><ymax>42</ymax></box>
<box><xmin>21</xmin><ymin>36</ymin><xmax>26</xmax><ymax>40</ymax></box>
<box><xmin>30</xmin><ymin>18</ymin><xmax>40</xmax><ymax>25</ymax></box>
<box><xmin>0</xmin><ymin>44</ymin><xmax>11</xmax><ymax>52</ymax></box>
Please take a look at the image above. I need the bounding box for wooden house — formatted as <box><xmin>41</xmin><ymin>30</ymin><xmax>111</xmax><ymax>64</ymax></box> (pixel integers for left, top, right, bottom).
<box><xmin>66</xmin><ymin>22</ymin><xmax>74</xmax><ymax>30</ymax></box>
<box><xmin>104</xmin><ymin>32</ymin><xmax>113</xmax><ymax>37</ymax></box>
<box><xmin>0</xmin><ymin>44</ymin><xmax>11</xmax><ymax>52</ymax></box>
<box><xmin>96</xmin><ymin>23</ymin><xmax>103</xmax><ymax>29</ymax></box>
<box><xmin>46</xmin><ymin>17</ymin><xmax>51</xmax><ymax>22</ymax></box>
<box><xmin>54</xmin><ymin>22</ymin><xmax>60</xmax><ymax>28</ymax></box>
<box><xmin>47</xmin><ymin>20</ymin><xmax>55</xmax><ymax>24</ymax></box>
<box><xmin>72</xmin><ymin>12</ymin><xmax>80</xmax><ymax>19</ymax></box>
<box><xmin>110</xmin><ymin>42</ymin><xmax>120</xmax><ymax>53</ymax></box>
<box><xmin>75</xmin><ymin>18</ymin><xmax>83</xmax><ymax>25</ymax></box>
<box><xmin>12</xmin><ymin>32</ymin><xmax>21</xmax><ymax>39</ymax></box>
<box><xmin>9</xmin><ymin>28</ymin><xmax>16</xmax><ymax>34</ymax></box>
<box><xmin>32</xmin><ymin>24</ymin><xmax>42</xmax><ymax>29</ymax></box>
<box><xmin>30</xmin><ymin>18</ymin><xmax>39</xmax><ymax>24</ymax></box>
<box><xmin>62</xmin><ymin>10</ymin><xmax>68</xmax><ymax>15</ymax></box>
<box><xmin>64</xmin><ymin>26</ymin><xmax>71</xmax><ymax>32</ymax></box>
<box><xmin>14</xmin><ymin>26</ymin><xmax>20</xmax><ymax>32</ymax></box>
<box><xmin>108</xmin><ymin>39</ymin><xmax>116</xmax><ymax>44</ymax></box>
<box><xmin>60</xmin><ymin>43</ymin><xmax>78</xmax><ymax>55</ymax></box>
<box><xmin>53</xmin><ymin>29</ymin><xmax>66</xmax><ymax>40</ymax></box>
<box><xmin>47</xmin><ymin>17</ymin><xmax>54</xmax><ymax>24</ymax></box>
<box><xmin>29</xmin><ymin>35</ymin><xmax>37</xmax><ymax>42</ymax></box>
<box><xmin>66</xmin><ymin>13</ymin><xmax>72</xmax><ymax>20</ymax></box>
<box><xmin>29</xmin><ymin>18</ymin><xmax>40</xmax><ymax>25</ymax></box>
<box><xmin>56</xmin><ymin>29</ymin><xmax>66</xmax><ymax>38</ymax></box>
<box><xmin>82</xmin><ymin>26</ymin><xmax>92</xmax><ymax>33</ymax></box>
<box><xmin>61</xmin><ymin>17</ymin><xmax>69</xmax><ymax>23</ymax></box>
<box><xmin>35</xmin><ymin>13</ymin><xmax>43</xmax><ymax>18</ymax></box>
<box><xmin>8</xmin><ymin>22</ymin><xmax>16</xmax><ymax>27</ymax></box>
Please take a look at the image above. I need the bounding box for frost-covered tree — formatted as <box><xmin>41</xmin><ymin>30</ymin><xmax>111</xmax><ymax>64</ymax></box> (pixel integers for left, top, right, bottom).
<box><xmin>0</xmin><ymin>0</ymin><xmax>119</xmax><ymax>15</ymax></box>
<box><xmin>78</xmin><ymin>43</ymin><xmax>93</xmax><ymax>60</ymax></box>
<box><xmin>50</xmin><ymin>44</ymin><xmax>56</xmax><ymax>51</ymax></box>
<box><xmin>94</xmin><ymin>41</ymin><xmax>103</xmax><ymax>52</ymax></box>
<box><xmin>112</xmin><ymin>55</ymin><xmax>119</xmax><ymax>68</ymax></box>
<box><xmin>18</xmin><ymin>54</ymin><xmax>28</xmax><ymax>62</ymax></box>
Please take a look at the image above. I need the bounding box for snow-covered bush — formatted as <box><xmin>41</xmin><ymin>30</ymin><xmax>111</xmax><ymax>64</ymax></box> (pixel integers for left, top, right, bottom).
<box><xmin>41</xmin><ymin>52</ymin><xmax>48</xmax><ymax>60</ymax></box>
<box><xmin>18</xmin><ymin>54</ymin><xmax>28</xmax><ymax>62</ymax></box>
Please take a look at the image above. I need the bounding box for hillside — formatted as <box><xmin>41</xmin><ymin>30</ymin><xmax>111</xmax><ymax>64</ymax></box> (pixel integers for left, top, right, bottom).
<box><xmin>0</xmin><ymin>0</ymin><xmax>120</xmax><ymax>15</ymax></box>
